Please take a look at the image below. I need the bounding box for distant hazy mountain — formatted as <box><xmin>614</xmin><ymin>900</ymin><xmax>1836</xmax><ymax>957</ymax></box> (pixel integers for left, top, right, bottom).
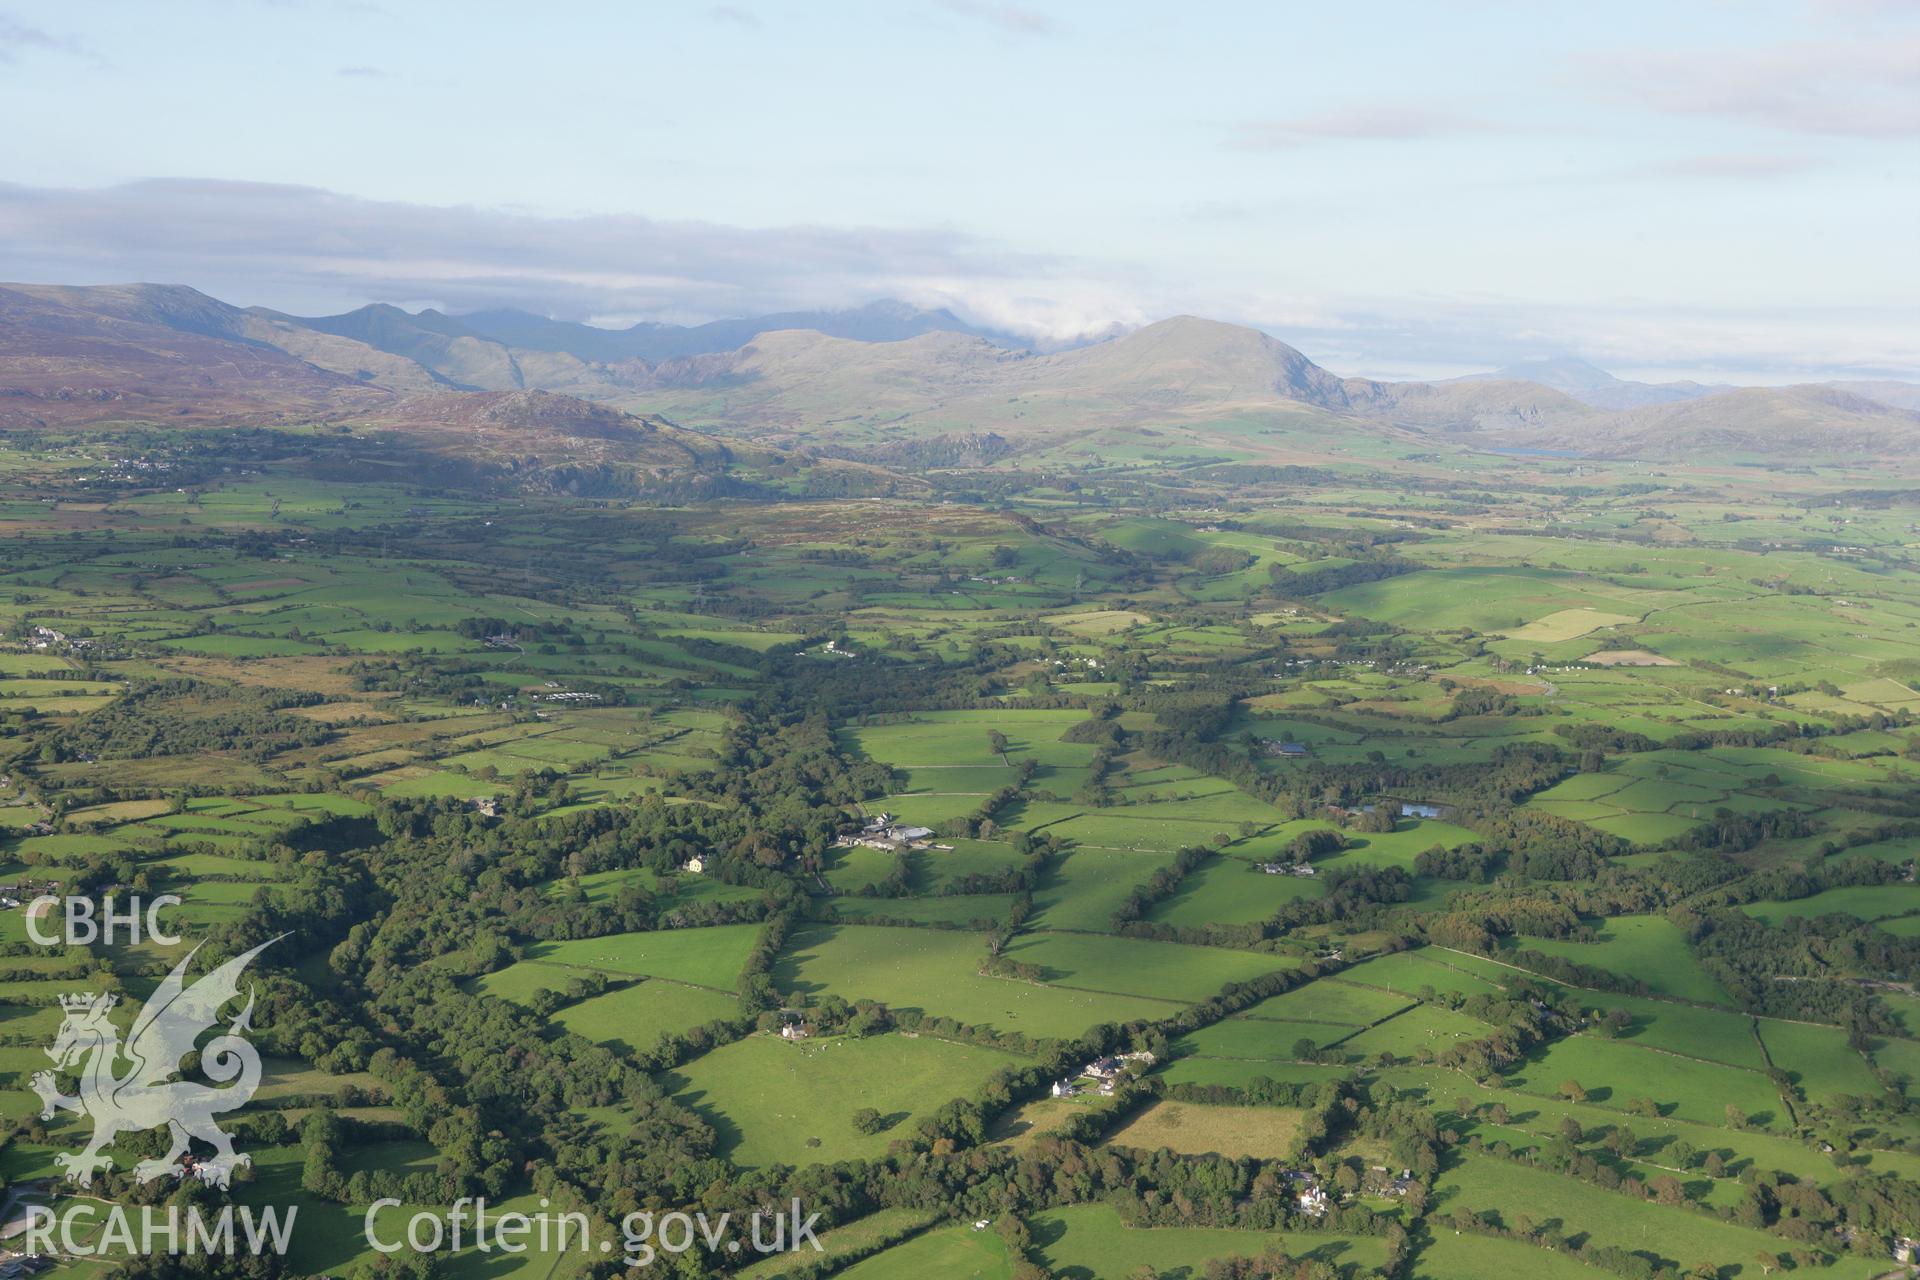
<box><xmin>448</xmin><ymin>299</ymin><xmax>1032</xmax><ymax>362</ymax></box>
<box><xmin>255</xmin><ymin>302</ymin><xmax>596</xmax><ymax>392</ymax></box>
<box><xmin>1455</xmin><ymin>355</ymin><xmax>1718</xmax><ymax>411</ymax></box>
<box><xmin>1528</xmin><ymin>384</ymin><xmax>1920</xmax><ymax>459</ymax></box>
<box><xmin>6</xmin><ymin>280</ymin><xmax>1918</xmax><ymax>462</ymax></box>
<box><xmin>1825</xmin><ymin>380</ymin><xmax>1920</xmax><ymax>413</ymax></box>
<box><xmin>605</xmin><ymin>315</ymin><xmax>1598</xmax><ymax>445</ymax></box>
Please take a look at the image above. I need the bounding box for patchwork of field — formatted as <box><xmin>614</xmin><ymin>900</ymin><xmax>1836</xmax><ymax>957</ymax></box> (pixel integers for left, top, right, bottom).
<box><xmin>4</xmin><ymin>433</ymin><xmax>1920</xmax><ymax>1279</ymax></box>
<box><xmin>1435</xmin><ymin>1153</ymin><xmax>1888</xmax><ymax>1278</ymax></box>
<box><xmin>1522</xmin><ymin>750</ymin><xmax>1811</xmax><ymax>844</ymax></box>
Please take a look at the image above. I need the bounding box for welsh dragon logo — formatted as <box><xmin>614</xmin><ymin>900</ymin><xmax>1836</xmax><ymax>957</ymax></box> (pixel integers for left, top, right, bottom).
<box><xmin>30</xmin><ymin>936</ymin><xmax>281</xmax><ymax>1188</ymax></box>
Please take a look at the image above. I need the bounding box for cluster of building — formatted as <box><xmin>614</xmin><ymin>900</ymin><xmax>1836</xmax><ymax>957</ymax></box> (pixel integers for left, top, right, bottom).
<box><xmin>1281</xmin><ymin>1167</ymin><xmax>1412</xmax><ymax>1219</ymax></box>
<box><xmin>24</xmin><ymin>626</ymin><xmax>93</xmax><ymax>653</ymax></box>
<box><xmin>1256</xmin><ymin>860</ymin><xmax>1317</xmax><ymax>877</ymax></box>
<box><xmin>835</xmin><ymin>814</ymin><xmax>938</xmax><ymax>851</ymax></box>
<box><xmin>1286</xmin><ymin>1172</ymin><xmax>1332</xmax><ymax>1218</ymax></box>
<box><xmin>533</xmin><ymin>689</ymin><xmax>602</xmax><ymax>704</ymax></box>
<box><xmin>1257</xmin><ymin>739</ymin><xmax>1310</xmax><ymax>757</ymax></box>
<box><xmin>1719</xmin><ymin>684</ymin><xmax>1782</xmax><ymax>700</ymax></box>
<box><xmin>0</xmin><ymin>1252</ymin><xmax>53</xmax><ymax>1280</ymax></box>
<box><xmin>0</xmin><ymin>878</ymin><xmax>59</xmax><ymax>910</ymax></box>
<box><xmin>1048</xmin><ymin>1051</ymin><xmax>1156</xmax><ymax>1098</ymax></box>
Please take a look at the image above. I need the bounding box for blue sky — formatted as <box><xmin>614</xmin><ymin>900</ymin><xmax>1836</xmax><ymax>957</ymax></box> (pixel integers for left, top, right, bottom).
<box><xmin>1</xmin><ymin>0</ymin><xmax>1917</xmax><ymax>381</ymax></box>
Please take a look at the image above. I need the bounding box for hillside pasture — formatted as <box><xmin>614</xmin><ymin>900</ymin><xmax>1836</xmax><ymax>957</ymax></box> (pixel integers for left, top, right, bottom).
<box><xmin>665</xmin><ymin>1032</ymin><xmax>1024</xmax><ymax>1168</ymax></box>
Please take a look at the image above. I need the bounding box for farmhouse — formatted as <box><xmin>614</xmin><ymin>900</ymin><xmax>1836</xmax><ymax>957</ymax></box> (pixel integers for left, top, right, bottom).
<box><xmin>835</xmin><ymin>816</ymin><xmax>938</xmax><ymax>851</ymax></box>
<box><xmin>682</xmin><ymin>856</ymin><xmax>707</xmax><ymax>874</ymax></box>
<box><xmin>1079</xmin><ymin>1050</ymin><xmax>1156</xmax><ymax>1082</ymax></box>
<box><xmin>1260</xmin><ymin>739</ymin><xmax>1311</xmax><ymax>757</ymax></box>
<box><xmin>1258</xmin><ymin>861</ymin><xmax>1316</xmax><ymax>877</ymax></box>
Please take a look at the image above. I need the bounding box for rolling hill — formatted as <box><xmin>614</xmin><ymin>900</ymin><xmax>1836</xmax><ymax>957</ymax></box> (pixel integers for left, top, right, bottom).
<box><xmin>1557</xmin><ymin>385</ymin><xmax>1920</xmax><ymax>460</ymax></box>
<box><xmin>1454</xmin><ymin>355</ymin><xmax>1719</xmax><ymax>411</ymax></box>
<box><xmin>3</xmin><ymin>281</ymin><xmax>1916</xmax><ymax>463</ymax></box>
<box><xmin>0</xmin><ymin>282</ymin><xmax>392</xmax><ymax>427</ymax></box>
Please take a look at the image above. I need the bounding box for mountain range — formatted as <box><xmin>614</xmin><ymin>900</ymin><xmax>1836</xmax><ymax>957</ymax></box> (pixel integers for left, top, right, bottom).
<box><xmin>3</xmin><ymin>280</ymin><xmax>1918</xmax><ymax>464</ymax></box>
<box><xmin>1453</xmin><ymin>356</ymin><xmax>1720</xmax><ymax>411</ymax></box>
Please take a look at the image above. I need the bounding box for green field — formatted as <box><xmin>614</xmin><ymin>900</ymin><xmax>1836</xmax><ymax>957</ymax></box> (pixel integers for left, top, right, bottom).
<box><xmin>1507</xmin><ymin>915</ymin><xmax>1732</xmax><ymax>1005</ymax></box>
<box><xmin>489</xmin><ymin>924</ymin><xmax>764</xmax><ymax>992</ymax></box>
<box><xmin>776</xmin><ymin>924</ymin><xmax>1175</xmax><ymax>1036</ymax></box>
<box><xmin>1437</xmin><ymin>1153</ymin><xmax>1883</xmax><ymax>1277</ymax></box>
<box><xmin>1030</xmin><ymin>1204</ymin><xmax>1387</xmax><ymax>1280</ymax></box>
<box><xmin>4</xmin><ymin>408</ymin><xmax>1920</xmax><ymax>1276</ymax></box>
<box><xmin>666</xmin><ymin>1032</ymin><xmax>1025</xmax><ymax>1167</ymax></box>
